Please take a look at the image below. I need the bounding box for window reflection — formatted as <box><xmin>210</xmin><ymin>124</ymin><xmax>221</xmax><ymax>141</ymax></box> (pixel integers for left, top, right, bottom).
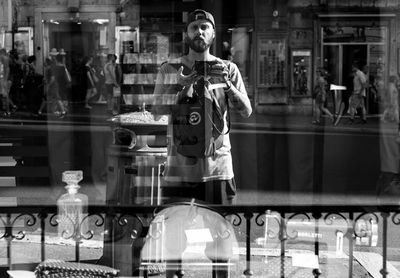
<box><xmin>1</xmin><ymin>1</ymin><xmax>400</xmax><ymax>277</ymax></box>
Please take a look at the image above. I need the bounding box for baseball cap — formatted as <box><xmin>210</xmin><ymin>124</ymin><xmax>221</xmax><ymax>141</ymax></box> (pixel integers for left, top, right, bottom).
<box><xmin>186</xmin><ymin>9</ymin><xmax>215</xmax><ymax>29</ymax></box>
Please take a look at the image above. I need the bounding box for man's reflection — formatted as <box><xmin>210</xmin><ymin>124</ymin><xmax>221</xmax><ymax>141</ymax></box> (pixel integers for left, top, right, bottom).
<box><xmin>151</xmin><ymin>9</ymin><xmax>252</xmax><ymax>278</ymax></box>
<box><xmin>152</xmin><ymin>9</ymin><xmax>252</xmax><ymax>205</ymax></box>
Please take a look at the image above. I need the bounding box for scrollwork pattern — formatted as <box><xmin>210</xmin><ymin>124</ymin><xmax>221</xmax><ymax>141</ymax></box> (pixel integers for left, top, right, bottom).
<box><xmin>223</xmin><ymin>212</ymin><xmax>242</xmax><ymax>227</ymax></box>
<box><xmin>324</xmin><ymin>212</ymin><xmax>351</xmax><ymax>236</ymax></box>
<box><xmin>255</xmin><ymin>212</ymin><xmax>266</xmax><ymax>226</ymax></box>
<box><xmin>392</xmin><ymin>212</ymin><xmax>400</xmax><ymax>225</ymax></box>
<box><xmin>57</xmin><ymin>213</ymin><xmax>76</xmax><ymax>240</ymax></box>
<box><xmin>9</xmin><ymin>213</ymin><xmax>37</xmax><ymax>240</ymax></box>
<box><xmin>353</xmin><ymin>212</ymin><xmax>379</xmax><ymax>238</ymax></box>
<box><xmin>255</xmin><ymin>211</ymin><xmax>282</xmax><ymax>240</ymax></box>
<box><xmin>80</xmin><ymin>213</ymin><xmax>105</xmax><ymax>240</ymax></box>
<box><xmin>12</xmin><ymin>213</ymin><xmax>36</xmax><ymax>228</ymax></box>
<box><xmin>286</xmin><ymin>213</ymin><xmax>312</xmax><ymax>240</ymax></box>
<box><xmin>49</xmin><ymin>213</ymin><xmax>60</xmax><ymax>227</ymax></box>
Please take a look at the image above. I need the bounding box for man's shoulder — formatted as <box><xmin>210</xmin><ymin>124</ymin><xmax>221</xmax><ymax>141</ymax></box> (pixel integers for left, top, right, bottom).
<box><xmin>209</xmin><ymin>55</ymin><xmax>234</xmax><ymax>66</ymax></box>
<box><xmin>220</xmin><ymin>58</ymin><xmax>239</xmax><ymax>72</ymax></box>
<box><xmin>161</xmin><ymin>57</ymin><xmax>184</xmax><ymax>66</ymax></box>
<box><xmin>356</xmin><ymin>69</ymin><xmax>366</xmax><ymax>77</ymax></box>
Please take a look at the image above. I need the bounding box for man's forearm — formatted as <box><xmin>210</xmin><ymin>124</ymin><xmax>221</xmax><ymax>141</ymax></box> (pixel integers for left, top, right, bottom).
<box><xmin>226</xmin><ymin>85</ymin><xmax>252</xmax><ymax>118</ymax></box>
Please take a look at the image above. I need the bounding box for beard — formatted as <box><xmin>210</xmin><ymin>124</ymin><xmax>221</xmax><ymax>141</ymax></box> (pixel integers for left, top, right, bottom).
<box><xmin>186</xmin><ymin>36</ymin><xmax>213</xmax><ymax>53</ymax></box>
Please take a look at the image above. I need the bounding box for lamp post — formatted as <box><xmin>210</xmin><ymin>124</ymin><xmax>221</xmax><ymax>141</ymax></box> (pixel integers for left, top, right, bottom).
<box><xmin>7</xmin><ymin>0</ymin><xmax>12</xmax><ymax>32</ymax></box>
<box><xmin>12</xmin><ymin>1</ymin><xmax>19</xmax><ymax>51</ymax></box>
<box><xmin>8</xmin><ymin>0</ymin><xmax>19</xmax><ymax>51</ymax></box>
<box><xmin>7</xmin><ymin>0</ymin><xmax>15</xmax><ymax>50</ymax></box>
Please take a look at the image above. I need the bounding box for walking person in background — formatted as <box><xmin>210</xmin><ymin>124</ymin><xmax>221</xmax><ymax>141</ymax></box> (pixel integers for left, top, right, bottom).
<box><xmin>8</xmin><ymin>50</ymin><xmax>24</xmax><ymax>112</ymax></box>
<box><xmin>312</xmin><ymin>68</ymin><xmax>334</xmax><ymax>125</ymax></box>
<box><xmin>349</xmin><ymin>62</ymin><xmax>368</xmax><ymax>124</ymax></box>
<box><xmin>59</xmin><ymin>49</ymin><xmax>72</xmax><ymax>112</ymax></box>
<box><xmin>104</xmin><ymin>54</ymin><xmax>119</xmax><ymax>114</ymax></box>
<box><xmin>49</xmin><ymin>48</ymin><xmax>58</xmax><ymax>64</ymax></box>
<box><xmin>25</xmin><ymin>55</ymin><xmax>44</xmax><ymax>115</ymax></box>
<box><xmin>93</xmin><ymin>54</ymin><xmax>106</xmax><ymax>103</ymax></box>
<box><xmin>54</xmin><ymin>54</ymin><xmax>70</xmax><ymax>116</ymax></box>
<box><xmin>334</xmin><ymin>71</ymin><xmax>353</xmax><ymax>126</ymax></box>
<box><xmin>381</xmin><ymin>75</ymin><xmax>399</xmax><ymax>123</ymax></box>
<box><xmin>0</xmin><ymin>49</ymin><xmax>16</xmax><ymax>116</ymax></box>
<box><xmin>0</xmin><ymin>49</ymin><xmax>7</xmax><ymax>110</ymax></box>
<box><xmin>20</xmin><ymin>54</ymin><xmax>30</xmax><ymax>110</ymax></box>
<box><xmin>38</xmin><ymin>58</ymin><xmax>66</xmax><ymax>116</ymax></box>
<box><xmin>222</xmin><ymin>41</ymin><xmax>233</xmax><ymax>61</ymax></box>
<box><xmin>368</xmin><ymin>73</ymin><xmax>380</xmax><ymax>115</ymax></box>
<box><xmin>114</xmin><ymin>54</ymin><xmax>122</xmax><ymax>114</ymax></box>
<box><xmin>82</xmin><ymin>56</ymin><xmax>97</xmax><ymax>109</ymax></box>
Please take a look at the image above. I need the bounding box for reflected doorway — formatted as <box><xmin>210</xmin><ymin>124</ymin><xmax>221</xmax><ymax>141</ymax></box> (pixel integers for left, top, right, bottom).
<box><xmin>323</xmin><ymin>44</ymin><xmax>376</xmax><ymax>115</ymax></box>
<box><xmin>44</xmin><ymin>19</ymin><xmax>110</xmax><ymax>102</ymax></box>
<box><xmin>47</xmin><ymin>22</ymin><xmax>99</xmax><ymax>101</ymax></box>
<box><xmin>322</xmin><ymin>22</ymin><xmax>388</xmax><ymax>115</ymax></box>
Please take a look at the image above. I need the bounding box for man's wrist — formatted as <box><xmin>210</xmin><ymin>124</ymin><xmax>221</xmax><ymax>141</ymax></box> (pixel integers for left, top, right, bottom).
<box><xmin>224</xmin><ymin>80</ymin><xmax>233</xmax><ymax>92</ymax></box>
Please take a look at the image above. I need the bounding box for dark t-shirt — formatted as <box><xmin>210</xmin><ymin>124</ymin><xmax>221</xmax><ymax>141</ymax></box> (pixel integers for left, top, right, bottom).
<box><xmin>44</xmin><ymin>65</ymin><xmax>59</xmax><ymax>100</ymax></box>
<box><xmin>54</xmin><ymin>65</ymin><xmax>69</xmax><ymax>99</ymax></box>
<box><xmin>83</xmin><ymin>65</ymin><xmax>95</xmax><ymax>90</ymax></box>
<box><xmin>9</xmin><ymin>62</ymin><xmax>23</xmax><ymax>85</ymax></box>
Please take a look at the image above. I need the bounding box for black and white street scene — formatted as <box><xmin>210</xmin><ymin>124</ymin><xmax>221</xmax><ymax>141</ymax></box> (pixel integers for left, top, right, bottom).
<box><xmin>2</xmin><ymin>1</ymin><xmax>400</xmax><ymax>278</ymax></box>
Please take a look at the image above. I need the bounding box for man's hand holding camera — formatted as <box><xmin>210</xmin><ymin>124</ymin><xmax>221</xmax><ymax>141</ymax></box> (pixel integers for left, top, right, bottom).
<box><xmin>174</xmin><ymin>60</ymin><xmax>251</xmax><ymax>118</ymax></box>
<box><xmin>177</xmin><ymin>66</ymin><xmax>200</xmax><ymax>87</ymax></box>
<box><xmin>175</xmin><ymin>60</ymin><xmax>229</xmax><ymax>86</ymax></box>
<box><xmin>207</xmin><ymin>60</ymin><xmax>229</xmax><ymax>81</ymax></box>
<box><xmin>174</xmin><ymin>66</ymin><xmax>201</xmax><ymax>100</ymax></box>
<box><xmin>192</xmin><ymin>60</ymin><xmax>229</xmax><ymax>82</ymax></box>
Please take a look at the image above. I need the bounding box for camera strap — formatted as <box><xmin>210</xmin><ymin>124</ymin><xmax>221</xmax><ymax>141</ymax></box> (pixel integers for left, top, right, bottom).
<box><xmin>204</xmin><ymin>80</ymin><xmax>231</xmax><ymax>136</ymax></box>
<box><xmin>208</xmin><ymin>83</ymin><xmax>226</xmax><ymax>90</ymax></box>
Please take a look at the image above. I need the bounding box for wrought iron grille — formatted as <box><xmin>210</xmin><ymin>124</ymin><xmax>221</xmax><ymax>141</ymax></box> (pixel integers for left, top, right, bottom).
<box><xmin>1</xmin><ymin>204</ymin><xmax>399</xmax><ymax>278</ymax></box>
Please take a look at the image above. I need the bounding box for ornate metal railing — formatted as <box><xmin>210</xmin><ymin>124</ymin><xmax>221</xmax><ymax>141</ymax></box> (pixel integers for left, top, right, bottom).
<box><xmin>1</xmin><ymin>204</ymin><xmax>400</xmax><ymax>278</ymax></box>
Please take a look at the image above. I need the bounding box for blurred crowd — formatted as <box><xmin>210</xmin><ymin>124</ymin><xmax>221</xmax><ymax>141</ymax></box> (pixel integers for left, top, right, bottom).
<box><xmin>0</xmin><ymin>48</ymin><xmax>122</xmax><ymax>118</ymax></box>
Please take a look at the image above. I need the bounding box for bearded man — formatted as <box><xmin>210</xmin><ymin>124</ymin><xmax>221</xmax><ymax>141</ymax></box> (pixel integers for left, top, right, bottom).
<box><xmin>152</xmin><ymin>9</ymin><xmax>252</xmax><ymax>278</ymax></box>
<box><xmin>153</xmin><ymin>9</ymin><xmax>252</xmax><ymax>204</ymax></box>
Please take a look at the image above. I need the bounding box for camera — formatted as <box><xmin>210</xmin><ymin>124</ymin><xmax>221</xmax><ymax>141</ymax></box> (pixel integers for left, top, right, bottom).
<box><xmin>194</xmin><ymin>60</ymin><xmax>218</xmax><ymax>76</ymax></box>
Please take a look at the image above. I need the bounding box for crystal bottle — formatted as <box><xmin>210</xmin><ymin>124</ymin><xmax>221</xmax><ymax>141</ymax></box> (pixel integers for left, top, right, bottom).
<box><xmin>57</xmin><ymin>171</ymin><xmax>88</xmax><ymax>239</ymax></box>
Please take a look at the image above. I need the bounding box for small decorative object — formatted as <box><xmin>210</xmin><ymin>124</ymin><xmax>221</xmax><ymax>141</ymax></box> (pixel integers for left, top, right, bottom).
<box><xmin>57</xmin><ymin>171</ymin><xmax>88</xmax><ymax>239</ymax></box>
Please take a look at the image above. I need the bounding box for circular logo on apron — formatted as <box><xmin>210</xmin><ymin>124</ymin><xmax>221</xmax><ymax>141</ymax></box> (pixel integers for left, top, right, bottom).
<box><xmin>189</xmin><ymin>112</ymin><xmax>201</xmax><ymax>125</ymax></box>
